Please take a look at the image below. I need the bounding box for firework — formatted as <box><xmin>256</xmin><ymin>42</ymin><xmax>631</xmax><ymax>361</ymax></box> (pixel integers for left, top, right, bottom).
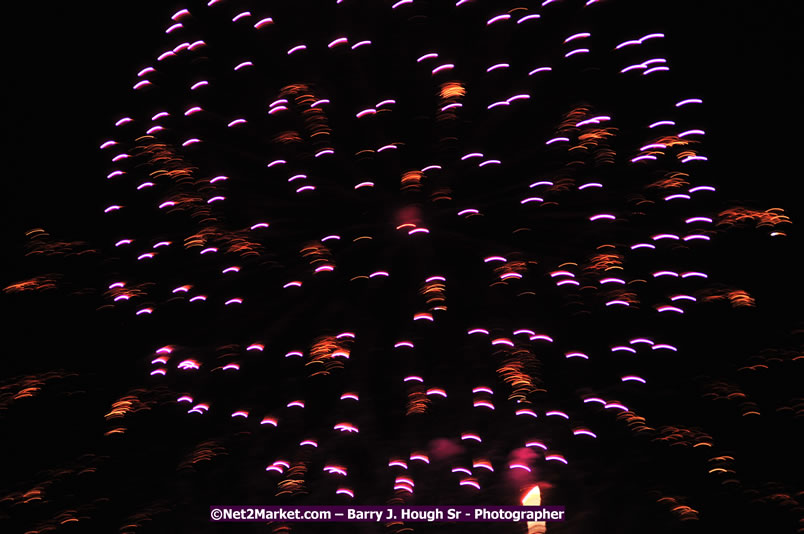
<box><xmin>3</xmin><ymin>1</ymin><xmax>800</xmax><ymax>533</ymax></box>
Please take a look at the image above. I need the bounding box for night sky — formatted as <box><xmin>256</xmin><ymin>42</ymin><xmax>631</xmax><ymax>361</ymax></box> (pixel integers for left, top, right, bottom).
<box><xmin>3</xmin><ymin>1</ymin><xmax>802</xmax><ymax>533</ymax></box>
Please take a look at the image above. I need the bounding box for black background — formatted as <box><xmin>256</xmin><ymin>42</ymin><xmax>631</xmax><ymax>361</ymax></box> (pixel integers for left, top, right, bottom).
<box><xmin>3</xmin><ymin>1</ymin><xmax>802</xmax><ymax>533</ymax></box>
